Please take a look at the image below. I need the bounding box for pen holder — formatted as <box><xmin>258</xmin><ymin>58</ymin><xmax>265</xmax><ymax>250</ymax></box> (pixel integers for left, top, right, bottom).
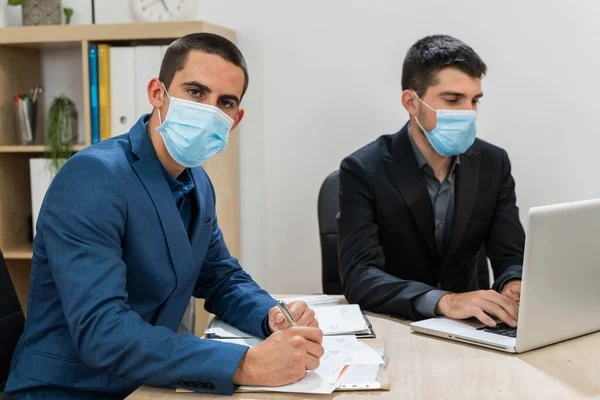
<box><xmin>15</xmin><ymin>99</ymin><xmax>36</xmax><ymax>145</ymax></box>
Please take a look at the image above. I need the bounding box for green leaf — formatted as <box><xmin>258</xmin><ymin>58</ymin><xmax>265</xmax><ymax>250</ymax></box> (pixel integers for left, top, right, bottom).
<box><xmin>63</xmin><ymin>7</ymin><xmax>74</xmax><ymax>25</ymax></box>
<box><xmin>7</xmin><ymin>0</ymin><xmax>26</xmax><ymax>6</ymax></box>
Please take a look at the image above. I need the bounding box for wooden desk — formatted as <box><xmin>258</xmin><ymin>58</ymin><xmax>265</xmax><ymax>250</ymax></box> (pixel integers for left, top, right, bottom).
<box><xmin>128</xmin><ymin>298</ymin><xmax>600</xmax><ymax>399</ymax></box>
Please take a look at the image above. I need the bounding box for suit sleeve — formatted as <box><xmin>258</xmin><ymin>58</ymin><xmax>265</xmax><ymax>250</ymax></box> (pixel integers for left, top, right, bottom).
<box><xmin>40</xmin><ymin>154</ymin><xmax>249</xmax><ymax>395</ymax></box>
<box><xmin>485</xmin><ymin>149</ymin><xmax>526</xmax><ymax>291</ymax></box>
<box><xmin>193</xmin><ymin>176</ymin><xmax>276</xmax><ymax>338</ymax></box>
<box><xmin>338</xmin><ymin>155</ymin><xmax>438</xmax><ymax>320</ymax></box>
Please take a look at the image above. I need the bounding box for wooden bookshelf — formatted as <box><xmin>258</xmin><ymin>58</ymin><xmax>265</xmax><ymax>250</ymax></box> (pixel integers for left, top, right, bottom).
<box><xmin>0</xmin><ymin>21</ymin><xmax>241</xmax><ymax>328</ymax></box>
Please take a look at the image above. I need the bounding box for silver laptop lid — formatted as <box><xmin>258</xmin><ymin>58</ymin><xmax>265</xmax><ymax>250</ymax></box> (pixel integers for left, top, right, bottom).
<box><xmin>517</xmin><ymin>198</ymin><xmax>600</xmax><ymax>352</ymax></box>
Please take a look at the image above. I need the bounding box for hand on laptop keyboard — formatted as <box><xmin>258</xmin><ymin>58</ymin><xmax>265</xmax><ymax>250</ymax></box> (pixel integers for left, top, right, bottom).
<box><xmin>436</xmin><ymin>290</ymin><xmax>519</xmax><ymax>328</ymax></box>
<box><xmin>478</xmin><ymin>323</ymin><xmax>517</xmax><ymax>338</ymax></box>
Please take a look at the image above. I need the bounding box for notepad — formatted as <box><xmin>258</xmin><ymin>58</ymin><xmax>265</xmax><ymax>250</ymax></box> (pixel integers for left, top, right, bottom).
<box><xmin>205</xmin><ymin>303</ymin><xmax>374</xmax><ymax>338</ymax></box>
<box><xmin>314</xmin><ymin>304</ymin><xmax>371</xmax><ymax>335</ymax></box>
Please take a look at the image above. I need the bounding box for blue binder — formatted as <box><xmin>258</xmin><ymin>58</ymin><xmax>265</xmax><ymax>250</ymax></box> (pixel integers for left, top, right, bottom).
<box><xmin>89</xmin><ymin>44</ymin><xmax>100</xmax><ymax>145</ymax></box>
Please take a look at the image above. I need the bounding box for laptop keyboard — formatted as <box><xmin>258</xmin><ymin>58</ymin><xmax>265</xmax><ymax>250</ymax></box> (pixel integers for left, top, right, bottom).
<box><xmin>478</xmin><ymin>323</ymin><xmax>517</xmax><ymax>338</ymax></box>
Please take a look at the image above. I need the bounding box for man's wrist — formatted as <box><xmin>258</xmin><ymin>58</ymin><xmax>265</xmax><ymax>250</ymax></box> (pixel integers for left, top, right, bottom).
<box><xmin>435</xmin><ymin>293</ymin><xmax>452</xmax><ymax>316</ymax></box>
<box><xmin>232</xmin><ymin>349</ymin><xmax>253</xmax><ymax>385</ymax></box>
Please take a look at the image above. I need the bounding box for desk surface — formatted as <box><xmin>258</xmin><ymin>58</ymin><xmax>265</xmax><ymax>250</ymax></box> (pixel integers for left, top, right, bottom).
<box><xmin>128</xmin><ymin>297</ymin><xmax>600</xmax><ymax>400</ymax></box>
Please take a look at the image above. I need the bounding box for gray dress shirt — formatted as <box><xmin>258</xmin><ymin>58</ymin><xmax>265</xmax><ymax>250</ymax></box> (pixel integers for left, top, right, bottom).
<box><xmin>407</xmin><ymin>129</ymin><xmax>458</xmax><ymax>318</ymax></box>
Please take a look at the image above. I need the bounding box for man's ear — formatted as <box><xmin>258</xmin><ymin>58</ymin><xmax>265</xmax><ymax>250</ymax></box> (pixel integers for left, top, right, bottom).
<box><xmin>231</xmin><ymin>108</ymin><xmax>245</xmax><ymax>131</ymax></box>
<box><xmin>148</xmin><ymin>78</ymin><xmax>166</xmax><ymax>109</ymax></box>
<box><xmin>401</xmin><ymin>89</ymin><xmax>419</xmax><ymax>117</ymax></box>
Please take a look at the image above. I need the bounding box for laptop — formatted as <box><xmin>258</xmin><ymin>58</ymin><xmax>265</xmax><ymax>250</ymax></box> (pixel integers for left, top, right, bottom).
<box><xmin>411</xmin><ymin>198</ymin><xmax>600</xmax><ymax>353</ymax></box>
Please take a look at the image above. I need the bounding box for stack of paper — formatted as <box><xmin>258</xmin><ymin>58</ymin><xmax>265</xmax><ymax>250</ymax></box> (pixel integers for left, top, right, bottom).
<box><xmin>205</xmin><ymin>302</ymin><xmax>372</xmax><ymax>338</ymax></box>
<box><xmin>313</xmin><ymin>304</ymin><xmax>371</xmax><ymax>335</ymax></box>
<box><xmin>209</xmin><ymin>335</ymin><xmax>384</xmax><ymax>395</ymax></box>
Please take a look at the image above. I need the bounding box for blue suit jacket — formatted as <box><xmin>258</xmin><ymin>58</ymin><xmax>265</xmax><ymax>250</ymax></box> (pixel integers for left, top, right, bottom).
<box><xmin>5</xmin><ymin>116</ymin><xmax>276</xmax><ymax>399</ymax></box>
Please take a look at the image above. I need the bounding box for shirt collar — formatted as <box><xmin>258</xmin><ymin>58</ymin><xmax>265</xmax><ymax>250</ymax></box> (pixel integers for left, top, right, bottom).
<box><xmin>162</xmin><ymin>166</ymin><xmax>194</xmax><ymax>197</ymax></box>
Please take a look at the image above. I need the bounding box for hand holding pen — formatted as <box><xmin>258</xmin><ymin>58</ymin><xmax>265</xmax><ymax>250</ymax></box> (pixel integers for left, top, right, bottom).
<box><xmin>268</xmin><ymin>300</ymin><xmax>319</xmax><ymax>332</ymax></box>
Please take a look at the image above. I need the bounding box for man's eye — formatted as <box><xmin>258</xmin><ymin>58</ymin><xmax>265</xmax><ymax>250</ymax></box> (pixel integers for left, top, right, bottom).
<box><xmin>188</xmin><ymin>89</ymin><xmax>201</xmax><ymax>97</ymax></box>
<box><xmin>219</xmin><ymin>100</ymin><xmax>234</xmax><ymax>108</ymax></box>
<box><xmin>445</xmin><ymin>99</ymin><xmax>459</xmax><ymax>104</ymax></box>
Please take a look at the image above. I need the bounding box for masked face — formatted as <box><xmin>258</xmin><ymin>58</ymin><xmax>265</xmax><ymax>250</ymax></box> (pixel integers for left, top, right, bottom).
<box><xmin>413</xmin><ymin>91</ymin><xmax>477</xmax><ymax>157</ymax></box>
<box><xmin>156</xmin><ymin>83</ymin><xmax>234</xmax><ymax>168</ymax></box>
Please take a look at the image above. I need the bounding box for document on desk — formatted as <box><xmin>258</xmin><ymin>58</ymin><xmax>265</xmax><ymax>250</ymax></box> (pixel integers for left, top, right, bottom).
<box><xmin>314</xmin><ymin>304</ymin><xmax>370</xmax><ymax>335</ymax></box>
<box><xmin>205</xmin><ymin>303</ymin><xmax>372</xmax><ymax>338</ymax></box>
<box><xmin>232</xmin><ymin>336</ymin><xmax>383</xmax><ymax>394</ymax></box>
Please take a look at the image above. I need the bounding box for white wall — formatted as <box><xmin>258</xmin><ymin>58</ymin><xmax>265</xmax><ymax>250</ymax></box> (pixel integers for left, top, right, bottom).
<box><xmin>39</xmin><ymin>0</ymin><xmax>600</xmax><ymax>293</ymax></box>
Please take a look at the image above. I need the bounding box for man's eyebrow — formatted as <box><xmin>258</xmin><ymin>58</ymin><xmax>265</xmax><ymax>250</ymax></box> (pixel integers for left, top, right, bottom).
<box><xmin>439</xmin><ymin>91</ymin><xmax>484</xmax><ymax>99</ymax></box>
<box><xmin>181</xmin><ymin>81</ymin><xmax>212</xmax><ymax>93</ymax></box>
<box><xmin>182</xmin><ymin>81</ymin><xmax>241</xmax><ymax>104</ymax></box>
<box><xmin>219</xmin><ymin>94</ymin><xmax>241</xmax><ymax>105</ymax></box>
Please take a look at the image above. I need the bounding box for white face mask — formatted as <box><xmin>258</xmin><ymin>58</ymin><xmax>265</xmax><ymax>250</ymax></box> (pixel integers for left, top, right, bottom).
<box><xmin>156</xmin><ymin>84</ymin><xmax>234</xmax><ymax>167</ymax></box>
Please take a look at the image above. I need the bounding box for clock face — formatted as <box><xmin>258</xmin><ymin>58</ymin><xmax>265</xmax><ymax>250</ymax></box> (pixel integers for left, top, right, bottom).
<box><xmin>130</xmin><ymin>0</ymin><xmax>195</xmax><ymax>22</ymax></box>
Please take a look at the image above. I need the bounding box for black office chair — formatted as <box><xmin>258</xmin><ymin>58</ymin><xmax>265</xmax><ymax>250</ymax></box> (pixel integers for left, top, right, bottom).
<box><xmin>318</xmin><ymin>171</ymin><xmax>343</xmax><ymax>295</ymax></box>
<box><xmin>0</xmin><ymin>250</ymin><xmax>25</xmax><ymax>392</ymax></box>
<box><xmin>317</xmin><ymin>171</ymin><xmax>491</xmax><ymax>294</ymax></box>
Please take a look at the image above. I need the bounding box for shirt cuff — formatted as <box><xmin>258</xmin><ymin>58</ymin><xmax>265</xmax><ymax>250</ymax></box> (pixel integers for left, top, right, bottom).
<box><xmin>493</xmin><ymin>265</ymin><xmax>523</xmax><ymax>293</ymax></box>
<box><xmin>413</xmin><ymin>289</ymin><xmax>451</xmax><ymax>318</ymax></box>
<box><xmin>261</xmin><ymin>313</ymin><xmax>272</xmax><ymax>337</ymax></box>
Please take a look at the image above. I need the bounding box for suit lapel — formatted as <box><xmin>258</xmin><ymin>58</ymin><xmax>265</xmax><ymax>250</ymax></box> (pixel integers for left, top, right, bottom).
<box><xmin>129</xmin><ymin>117</ymin><xmax>193</xmax><ymax>289</ymax></box>
<box><xmin>444</xmin><ymin>149</ymin><xmax>481</xmax><ymax>264</ymax></box>
<box><xmin>189</xmin><ymin>169</ymin><xmax>210</xmax><ymax>265</ymax></box>
<box><xmin>384</xmin><ymin>128</ymin><xmax>439</xmax><ymax>259</ymax></box>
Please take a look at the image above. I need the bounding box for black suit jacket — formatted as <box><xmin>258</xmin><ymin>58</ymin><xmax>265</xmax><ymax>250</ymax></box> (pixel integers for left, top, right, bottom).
<box><xmin>338</xmin><ymin>123</ymin><xmax>525</xmax><ymax>320</ymax></box>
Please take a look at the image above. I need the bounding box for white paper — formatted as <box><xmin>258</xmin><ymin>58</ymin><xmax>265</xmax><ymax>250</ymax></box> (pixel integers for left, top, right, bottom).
<box><xmin>314</xmin><ymin>304</ymin><xmax>369</xmax><ymax>335</ymax></box>
<box><xmin>204</xmin><ymin>303</ymin><xmax>370</xmax><ymax>338</ymax></box>
<box><xmin>211</xmin><ymin>337</ymin><xmax>262</xmax><ymax>348</ymax></box>
<box><xmin>338</xmin><ymin>349</ymin><xmax>385</xmax><ymax>389</ymax></box>
<box><xmin>279</xmin><ymin>295</ymin><xmax>338</xmax><ymax>305</ymax></box>
<box><xmin>204</xmin><ymin>318</ymin><xmax>260</xmax><ymax>339</ymax></box>
<box><xmin>221</xmin><ymin>335</ymin><xmax>382</xmax><ymax>394</ymax></box>
<box><xmin>321</xmin><ymin>336</ymin><xmax>384</xmax><ymax>366</ymax></box>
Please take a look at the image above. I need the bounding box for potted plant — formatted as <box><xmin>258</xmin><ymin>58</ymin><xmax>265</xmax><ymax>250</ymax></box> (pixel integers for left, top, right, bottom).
<box><xmin>30</xmin><ymin>95</ymin><xmax>77</xmax><ymax>237</ymax></box>
<box><xmin>8</xmin><ymin>0</ymin><xmax>62</xmax><ymax>26</ymax></box>
<box><xmin>45</xmin><ymin>95</ymin><xmax>77</xmax><ymax>175</ymax></box>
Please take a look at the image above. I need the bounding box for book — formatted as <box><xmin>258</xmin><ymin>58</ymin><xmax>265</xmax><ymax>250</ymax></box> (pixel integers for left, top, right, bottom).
<box><xmin>134</xmin><ymin>46</ymin><xmax>163</xmax><ymax>118</ymax></box>
<box><xmin>98</xmin><ymin>44</ymin><xmax>111</xmax><ymax>140</ymax></box>
<box><xmin>109</xmin><ymin>46</ymin><xmax>136</xmax><ymax>137</ymax></box>
<box><xmin>88</xmin><ymin>44</ymin><xmax>100</xmax><ymax>144</ymax></box>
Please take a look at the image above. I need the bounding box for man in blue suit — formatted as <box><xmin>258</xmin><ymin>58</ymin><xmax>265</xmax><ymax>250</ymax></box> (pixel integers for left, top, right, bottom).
<box><xmin>5</xmin><ymin>33</ymin><xmax>323</xmax><ymax>399</ymax></box>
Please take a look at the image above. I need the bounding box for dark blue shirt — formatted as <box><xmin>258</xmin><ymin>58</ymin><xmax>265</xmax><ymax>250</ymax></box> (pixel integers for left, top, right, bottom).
<box><xmin>161</xmin><ymin>166</ymin><xmax>196</xmax><ymax>239</ymax></box>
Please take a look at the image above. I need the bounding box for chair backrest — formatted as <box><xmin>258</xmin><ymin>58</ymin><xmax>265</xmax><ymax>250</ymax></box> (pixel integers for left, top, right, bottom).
<box><xmin>317</xmin><ymin>171</ymin><xmax>343</xmax><ymax>294</ymax></box>
<box><xmin>0</xmin><ymin>250</ymin><xmax>25</xmax><ymax>392</ymax></box>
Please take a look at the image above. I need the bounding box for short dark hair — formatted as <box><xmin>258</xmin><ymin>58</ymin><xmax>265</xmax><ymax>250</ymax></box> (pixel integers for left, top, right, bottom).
<box><xmin>401</xmin><ymin>35</ymin><xmax>487</xmax><ymax>96</ymax></box>
<box><xmin>159</xmin><ymin>32</ymin><xmax>249</xmax><ymax>98</ymax></box>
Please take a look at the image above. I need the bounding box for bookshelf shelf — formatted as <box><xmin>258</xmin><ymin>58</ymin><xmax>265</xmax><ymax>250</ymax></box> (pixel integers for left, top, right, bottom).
<box><xmin>0</xmin><ymin>21</ymin><xmax>240</xmax><ymax>328</ymax></box>
<box><xmin>0</xmin><ymin>21</ymin><xmax>233</xmax><ymax>47</ymax></box>
<box><xmin>3</xmin><ymin>244</ymin><xmax>33</xmax><ymax>259</ymax></box>
<box><xmin>0</xmin><ymin>144</ymin><xmax>87</xmax><ymax>153</ymax></box>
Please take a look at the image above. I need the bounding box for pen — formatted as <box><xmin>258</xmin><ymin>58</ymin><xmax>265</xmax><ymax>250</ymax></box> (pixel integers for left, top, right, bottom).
<box><xmin>277</xmin><ymin>300</ymin><xmax>297</xmax><ymax>327</ymax></box>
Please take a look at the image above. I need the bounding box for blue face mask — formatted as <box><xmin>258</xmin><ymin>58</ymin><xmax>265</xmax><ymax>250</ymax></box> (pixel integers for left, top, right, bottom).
<box><xmin>156</xmin><ymin>84</ymin><xmax>234</xmax><ymax>168</ymax></box>
<box><xmin>413</xmin><ymin>92</ymin><xmax>477</xmax><ymax>157</ymax></box>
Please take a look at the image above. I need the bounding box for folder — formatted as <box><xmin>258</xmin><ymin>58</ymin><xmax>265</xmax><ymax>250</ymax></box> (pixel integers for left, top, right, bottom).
<box><xmin>97</xmin><ymin>44</ymin><xmax>111</xmax><ymax>140</ymax></box>
<box><xmin>133</xmin><ymin>46</ymin><xmax>163</xmax><ymax>118</ymax></box>
<box><xmin>110</xmin><ymin>46</ymin><xmax>136</xmax><ymax>137</ymax></box>
<box><xmin>88</xmin><ymin>44</ymin><xmax>100</xmax><ymax>144</ymax></box>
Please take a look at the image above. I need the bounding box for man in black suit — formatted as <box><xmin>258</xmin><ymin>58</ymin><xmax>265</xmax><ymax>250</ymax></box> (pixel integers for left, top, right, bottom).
<box><xmin>338</xmin><ymin>35</ymin><xmax>524</xmax><ymax>328</ymax></box>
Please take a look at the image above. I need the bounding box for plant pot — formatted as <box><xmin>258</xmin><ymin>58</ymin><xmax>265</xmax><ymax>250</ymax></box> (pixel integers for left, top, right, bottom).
<box><xmin>29</xmin><ymin>158</ymin><xmax>64</xmax><ymax>237</ymax></box>
<box><xmin>22</xmin><ymin>0</ymin><xmax>61</xmax><ymax>26</ymax></box>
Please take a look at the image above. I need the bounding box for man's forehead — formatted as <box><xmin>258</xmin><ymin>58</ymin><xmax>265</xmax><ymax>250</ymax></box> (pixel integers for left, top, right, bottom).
<box><xmin>175</xmin><ymin>51</ymin><xmax>244</xmax><ymax>96</ymax></box>
<box><xmin>429</xmin><ymin>69</ymin><xmax>482</xmax><ymax>94</ymax></box>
